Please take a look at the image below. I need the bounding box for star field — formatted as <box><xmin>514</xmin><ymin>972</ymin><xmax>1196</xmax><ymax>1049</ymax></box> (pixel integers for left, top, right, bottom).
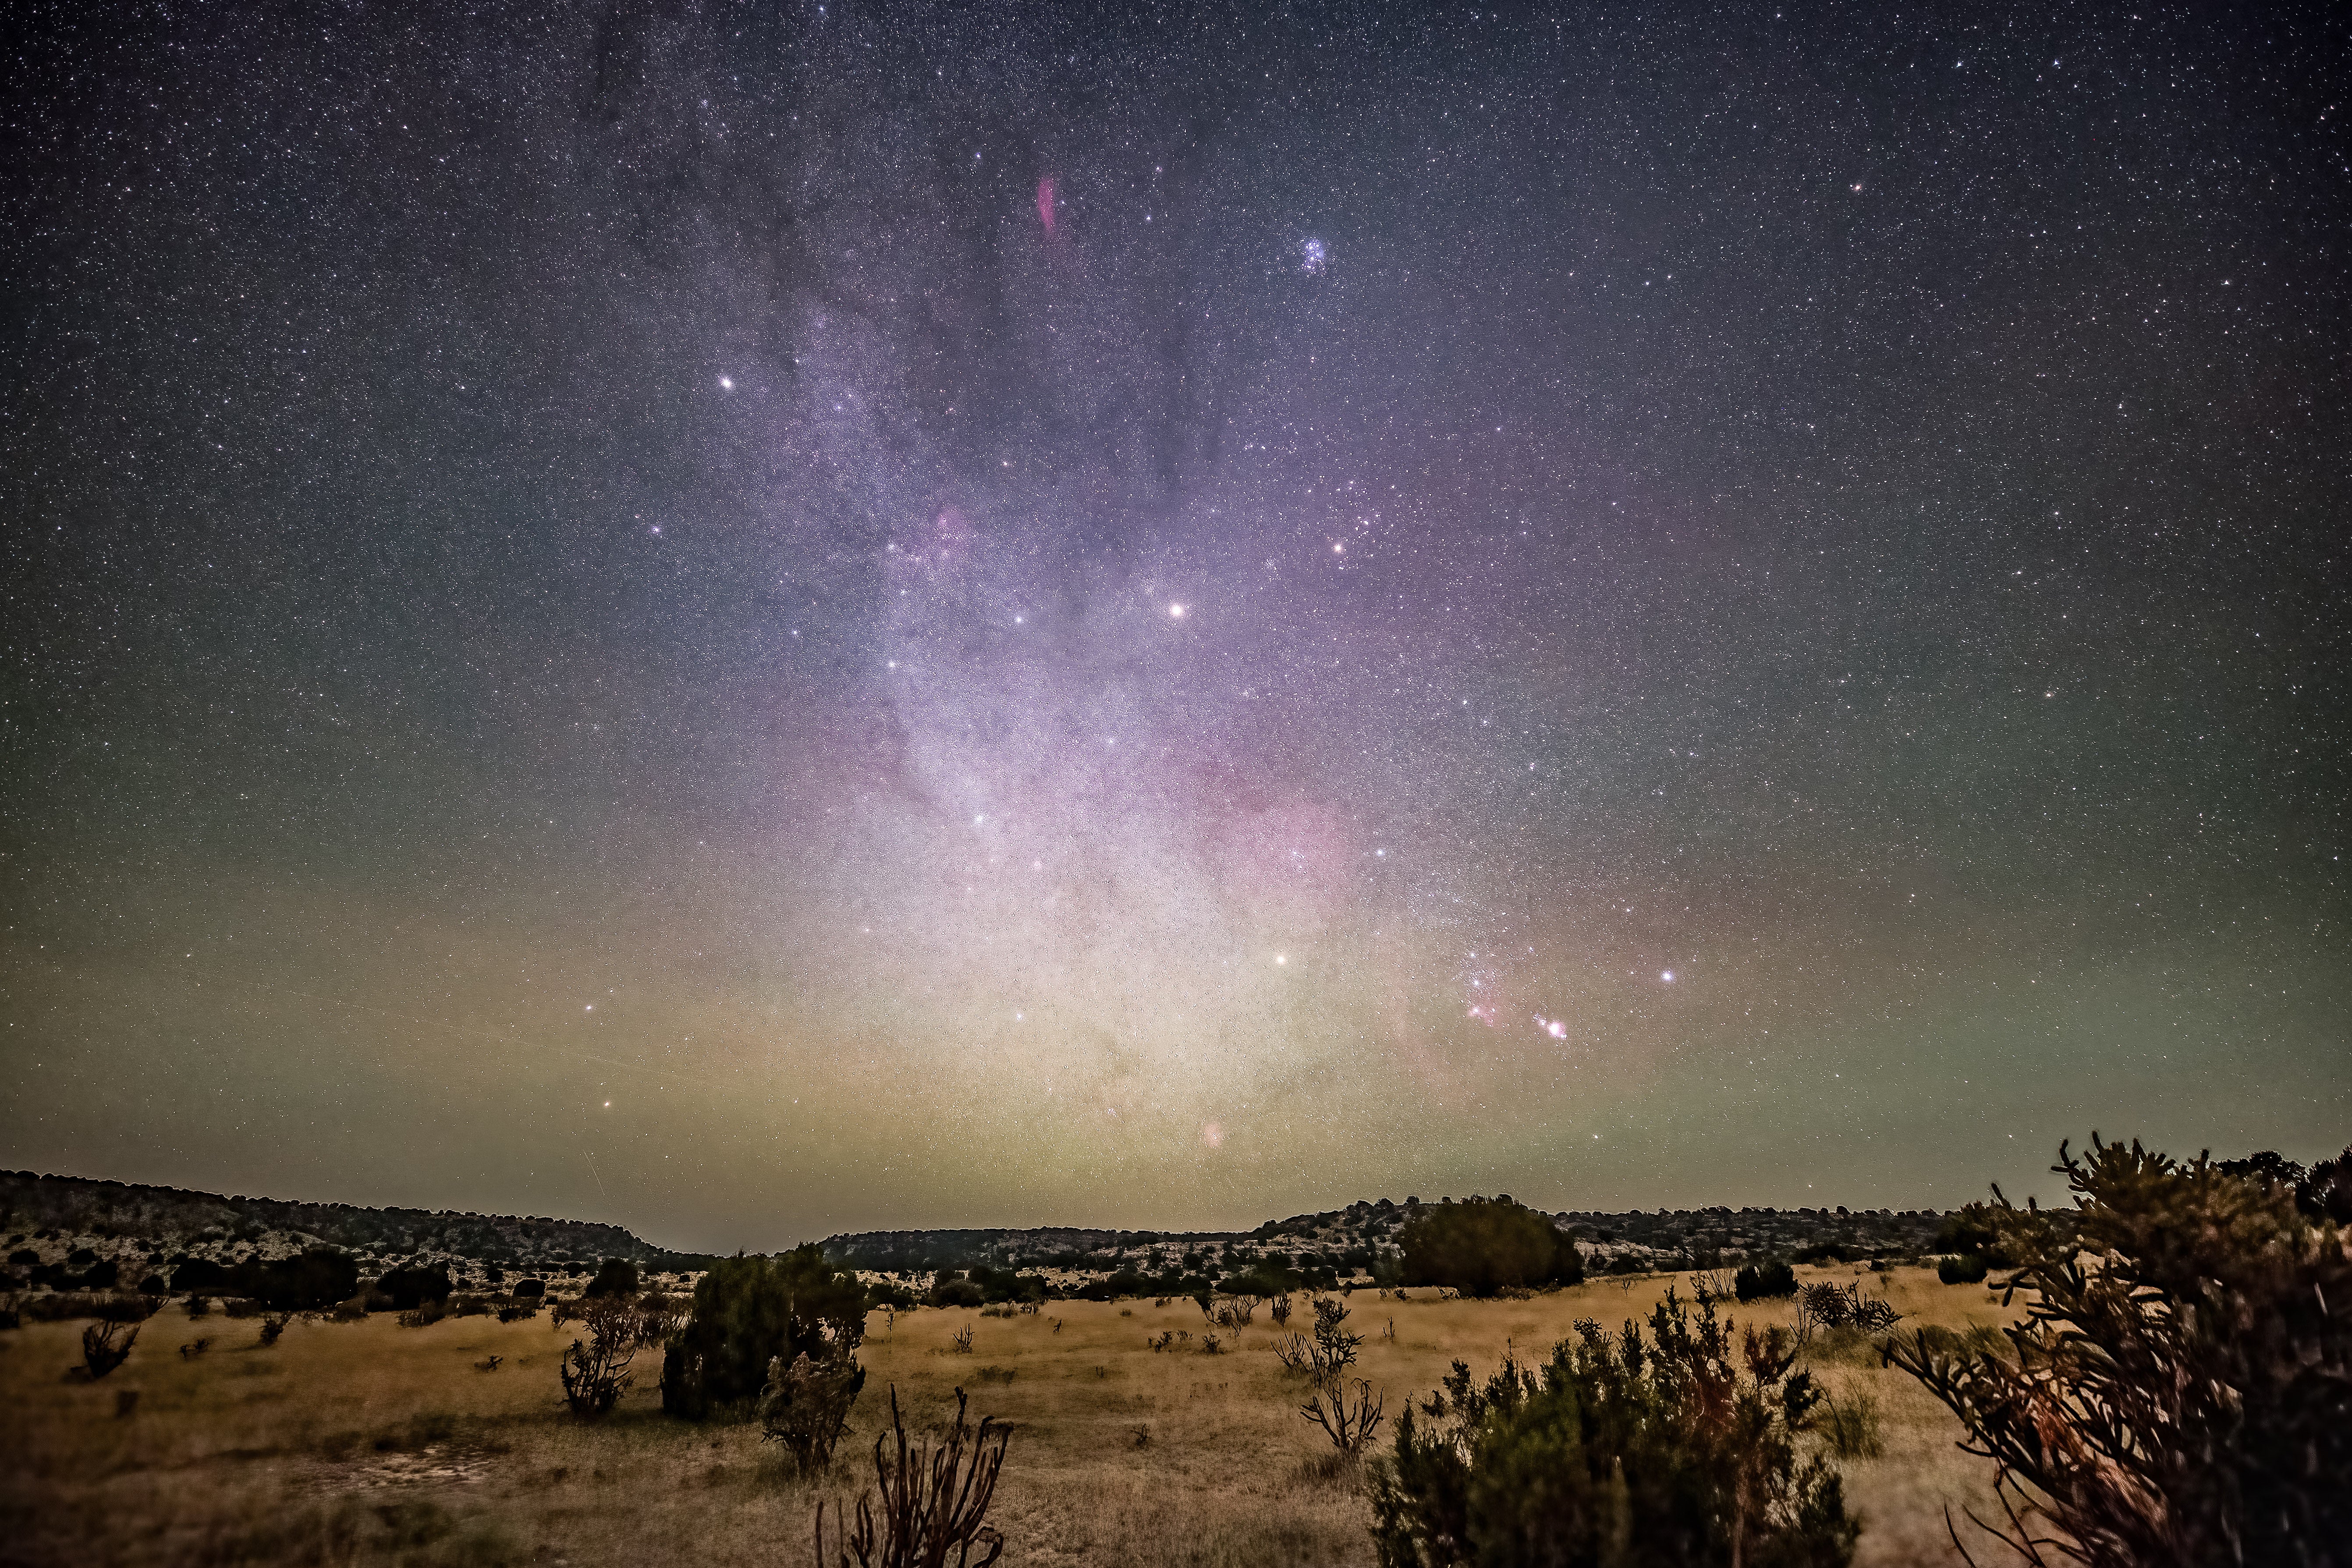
<box><xmin>3</xmin><ymin>0</ymin><xmax>2346</xmax><ymax>1249</ymax></box>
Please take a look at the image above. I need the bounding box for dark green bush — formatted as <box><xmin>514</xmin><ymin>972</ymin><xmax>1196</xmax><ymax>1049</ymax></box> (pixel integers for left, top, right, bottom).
<box><xmin>253</xmin><ymin>1248</ymin><xmax>361</xmax><ymax>1311</ymax></box>
<box><xmin>660</xmin><ymin>1246</ymin><xmax>868</xmax><ymax>1419</ymax></box>
<box><xmin>930</xmin><ymin>1277</ymin><xmax>986</xmax><ymax>1309</ymax></box>
<box><xmin>80</xmin><ymin>1319</ymin><xmax>139</xmax><ymax>1380</ymax></box>
<box><xmin>1213</xmin><ymin>1263</ymin><xmax>1298</xmax><ymax>1298</ymax></box>
<box><xmin>585</xmin><ymin>1258</ymin><xmax>640</xmax><ymax>1298</ymax></box>
<box><xmin>1398</xmin><ymin>1198</ymin><xmax>1583</xmax><ymax>1298</ymax></box>
<box><xmin>171</xmin><ymin>1257</ymin><xmax>231</xmax><ymax>1292</ymax></box>
<box><xmin>1935</xmin><ymin>1253</ymin><xmax>1988</xmax><ymax>1285</ymax></box>
<box><xmin>512</xmin><ymin>1277</ymin><xmax>546</xmax><ymax>1299</ymax></box>
<box><xmin>1929</xmin><ymin>1198</ymin><xmax>2058</xmax><ymax>1271</ymax></box>
<box><xmin>1368</xmin><ymin>1288</ymin><xmax>1856</xmax><ymax>1567</ymax></box>
<box><xmin>376</xmin><ymin>1263</ymin><xmax>453</xmax><ymax>1312</ymax></box>
<box><xmin>864</xmin><ymin>1277</ymin><xmax>919</xmax><ymax>1312</ymax></box>
<box><xmin>161</xmin><ymin>1248</ymin><xmax>358</xmax><ymax>1310</ymax></box>
<box><xmin>1734</xmin><ymin>1259</ymin><xmax>1798</xmax><ymax>1301</ymax></box>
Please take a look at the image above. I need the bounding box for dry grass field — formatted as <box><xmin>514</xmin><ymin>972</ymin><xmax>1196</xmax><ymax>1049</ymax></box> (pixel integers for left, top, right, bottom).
<box><xmin>1</xmin><ymin>1266</ymin><xmax>2022</xmax><ymax>1568</ymax></box>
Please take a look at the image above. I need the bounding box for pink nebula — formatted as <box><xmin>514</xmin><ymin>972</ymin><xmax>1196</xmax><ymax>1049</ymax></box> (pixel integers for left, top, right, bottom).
<box><xmin>1036</xmin><ymin>176</ymin><xmax>1057</xmax><ymax>234</ymax></box>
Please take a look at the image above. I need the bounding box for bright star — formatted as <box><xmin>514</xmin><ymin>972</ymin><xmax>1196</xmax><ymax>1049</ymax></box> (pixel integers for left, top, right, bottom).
<box><xmin>1169</xmin><ymin>603</ymin><xmax>1186</xmax><ymax>618</ymax></box>
<box><xmin>718</xmin><ymin>375</ymin><xmax>734</xmax><ymax>390</ymax></box>
<box><xmin>1660</xmin><ymin>970</ymin><xmax>1675</xmax><ymax>983</ymax></box>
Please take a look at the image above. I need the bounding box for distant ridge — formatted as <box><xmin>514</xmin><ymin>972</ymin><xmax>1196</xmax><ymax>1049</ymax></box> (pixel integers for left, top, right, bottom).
<box><xmin>3</xmin><ymin>1170</ymin><xmax>1958</xmax><ymax>1280</ymax></box>
<box><xmin>820</xmin><ymin>1197</ymin><xmax>1958</xmax><ymax>1278</ymax></box>
<box><xmin>0</xmin><ymin>1170</ymin><xmax>694</xmax><ymax>1269</ymax></box>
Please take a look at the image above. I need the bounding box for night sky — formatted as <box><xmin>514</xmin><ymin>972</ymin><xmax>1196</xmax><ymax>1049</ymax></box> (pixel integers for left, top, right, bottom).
<box><xmin>5</xmin><ymin>1</ymin><xmax>2347</xmax><ymax>1252</ymax></box>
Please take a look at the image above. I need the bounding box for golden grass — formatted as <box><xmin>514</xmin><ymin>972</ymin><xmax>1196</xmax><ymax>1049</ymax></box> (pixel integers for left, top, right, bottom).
<box><xmin>0</xmin><ymin>1266</ymin><xmax>2021</xmax><ymax>1567</ymax></box>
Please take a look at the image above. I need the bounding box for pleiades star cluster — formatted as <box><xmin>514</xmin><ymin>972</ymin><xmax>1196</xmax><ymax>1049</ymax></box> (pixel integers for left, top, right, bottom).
<box><xmin>4</xmin><ymin>1</ymin><xmax>2345</xmax><ymax>1249</ymax></box>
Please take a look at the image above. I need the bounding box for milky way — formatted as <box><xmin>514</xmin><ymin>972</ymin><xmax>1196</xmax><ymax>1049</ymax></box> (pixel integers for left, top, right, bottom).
<box><xmin>5</xmin><ymin>1</ymin><xmax>2345</xmax><ymax>1248</ymax></box>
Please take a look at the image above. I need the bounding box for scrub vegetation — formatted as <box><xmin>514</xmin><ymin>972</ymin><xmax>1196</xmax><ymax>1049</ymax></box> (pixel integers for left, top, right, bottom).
<box><xmin>2</xmin><ymin>1139</ymin><xmax>2343</xmax><ymax>1567</ymax></box>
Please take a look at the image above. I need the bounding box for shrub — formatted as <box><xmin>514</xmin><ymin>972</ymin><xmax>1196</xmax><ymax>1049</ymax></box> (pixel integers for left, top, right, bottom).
<box><xmin>512</xmin><ymin>1277</ymin><xmax>546</xmax><ymax>1299</ymax></box>
<box><xmin>930</xmin><ymin>1277</ymin><xmax>986</xmax><ymax>1309</ymax></box>
<box><xmin>1734</xmin><ymin>1259</ymin><xmax>1798</xmax><ymax>1301</ymax></box>
<box><xmin>1299</xmin><ymin>1298</ymin><xmax>1384</xmax><ymax>1455</ymax></box>
<box><xmin>1367</xmin><ymin>1288</ymin><xmax>1857</xmax><ymax>1568</ymax></box>
<box><xmin>1887</xmin><ymin>1135</ymin><xmax>2352</xmax><ymax>1568</ymax></box>
<box><xmin>165</xmin><ymin>1249</ymin><xmax>358</xmax><ymax>1310</ymax></box>
<box><xmin>865</xmin><ymin>1277</ymin><xmax>918</xmax><ymax>1312</ymax></box>
<box><xmin>1398</xmin><ymin>1198</ymin><xmax>1582</xmax><ymax>1298</ymax></box>
<box><xmin>376</xmin><ymin>1263</ymin><xmax>453</xmax><ymax>1312</ymax></box>
<box><xmin>1931</xmin><ymin>1198</ymin><xmax>2059</xmax><ymax>1272</ymax></box>
<box><xmin>1795</xmin><ymin>1283</ymin><xmax>1899</xmax><ymax>1337</ymax></box>
<box><xmin>80</xmin><ymin>1319</ymin><xmax>139</xmax><ymax>1380</ymax></box>
<box><xmin>1819</xmin><ymin>1391</ymin><xmax>1884</xmax><ymax>1461</ymax></box>
<box><xmin>814</xmin><ymin>1386</ymin><xmax>1009</xmax><ymax>1568</ymax></box>
<box><xmin>758</xmin><ymin>1349</ymin><xmax>866</xmax><ymax>1473</ymax></box>
<box><xmin>560</xmin><ymin>1295</ymin><xmax>642</xmax><ymax>1418</ymax></box>
<box><xmin>1935</xmin><ymin>1253</ymin><xmax>1989</xmax><ymax>1285</ymax></box>
<box><xmin>2296</xmin><ymin>1144</ymin><xmax>2352</xmax><ymax>1223</ymax></box>
<box><xmin>254</xmin><ymin>1248</ymin><xmax>361</xmax><ymax>1312</ymax></box>
<box><xmin>585</xmin><ymin>1258</ymin><xmax>640</xmax><ymax>1298</ymax></box>
<box><xmin>660</xmin><ymin>1246</ymin><xmax>867</xmax><ymax>1419</ymax></box>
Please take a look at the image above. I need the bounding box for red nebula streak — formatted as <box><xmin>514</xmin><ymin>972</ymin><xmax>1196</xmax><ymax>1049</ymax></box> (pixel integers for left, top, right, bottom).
<box><xmin>1036</xmin><ymin>175</ymin><xmax>1057</xmax><ymax>234</ymax></box>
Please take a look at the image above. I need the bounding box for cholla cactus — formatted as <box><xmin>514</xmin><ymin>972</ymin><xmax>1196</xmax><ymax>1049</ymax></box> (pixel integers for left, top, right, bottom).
<box><xmin>814</xmin><ymin>1386</ymin><xmax>1009</xmax><ymax>1568</ymax></box>
<box><xmin>1887</xmin><ymin>1136</ymin><xmax>2352</xmax><ymax>1568</ymax></box>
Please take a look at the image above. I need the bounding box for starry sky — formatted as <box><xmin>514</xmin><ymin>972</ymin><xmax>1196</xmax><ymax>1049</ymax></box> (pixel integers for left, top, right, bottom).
<box><xmin>4</xmin><ymin>1</ymin><xmax>2347</xmax><ymax>1252</ymax></box>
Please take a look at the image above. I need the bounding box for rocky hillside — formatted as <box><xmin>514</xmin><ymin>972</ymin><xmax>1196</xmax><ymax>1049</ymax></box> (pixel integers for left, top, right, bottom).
<box><xmin>824</xmin><ymin>1194</ymin><xmax>1963</xmax><ymax>1282</ymax></box>
<box><xmin>0</xmin><ymin>1171</ymin><xmax>699</xmax><ymax>1288</ymax></box>
<box><xmin>5</xmin><ymin>1170</ymin><xmax>1971</xmax><ymax>1300</ymax></box>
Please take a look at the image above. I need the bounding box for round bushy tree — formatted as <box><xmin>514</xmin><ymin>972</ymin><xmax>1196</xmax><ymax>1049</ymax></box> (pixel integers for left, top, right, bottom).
<box><xmin>585</xmin><ymin>1258</ymin><xmax>641</xmax><ymax>1298</ymax></box>
<box><xmin>1934</xmin><ymin>1253</ymin><xmax>1988</xmax><ymax>1285</ymax></box>
<box><xmin>1399</xmin><ymin>1197</ymin><xmax>1583</xmax><ymax>1297</ymax></box>
<box><xmin>376</xmin><ymin>1262</ymin><xmax>453</xmax><ymax>1311</ymax></box>
<box><xmin>251</xmin><ymin>1247</ymin><xmax>360</xmax><ymax>1311</ymax></box>
<box><xmin>1734</xmin><ymin>1259</ymin><xmax>1798</xmax><ymax>1301</ymax></box>
<box><xmin>660</xmin><ymin>1245</ymin><xmax>868</xmax><ymax>1419</ymax></box>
